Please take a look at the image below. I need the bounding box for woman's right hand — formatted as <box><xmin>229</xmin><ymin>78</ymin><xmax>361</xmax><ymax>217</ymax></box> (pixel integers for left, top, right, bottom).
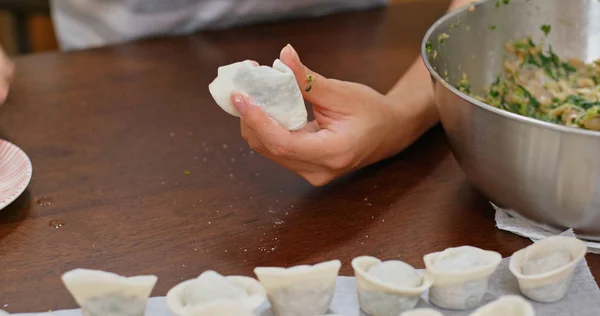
<box><xmin>230</xmin><ymin>45</ymin><xmax>437</xmax><ymax>186</ymax></box>
<box><xmin>0</xmin><ymin>46</ymin><xmax>15</xmax><ymax>104</ymax></box>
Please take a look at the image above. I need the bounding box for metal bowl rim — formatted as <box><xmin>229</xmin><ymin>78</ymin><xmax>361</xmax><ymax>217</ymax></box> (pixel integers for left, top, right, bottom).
<box><xmin>420</xmin><ymin>0</ymin><xmax>600</xmax><ymax>138</ymax></box>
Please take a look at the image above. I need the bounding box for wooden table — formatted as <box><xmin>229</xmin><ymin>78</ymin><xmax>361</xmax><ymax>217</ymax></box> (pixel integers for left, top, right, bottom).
<box><xmin>0</xmin><ymin>0</ymin><xmax>597</xmax><ymax>312</ymax></box>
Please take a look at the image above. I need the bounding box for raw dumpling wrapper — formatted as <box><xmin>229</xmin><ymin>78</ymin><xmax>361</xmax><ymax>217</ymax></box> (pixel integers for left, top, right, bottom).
<box><xmin>166</xmin><ymin>270</ymin><xmax>266</xmax><ymax>316</ymax></box>
<box><xmin>400</xmin><ymin>308</ymin><xmax>444</xmax><ymax>316</ymax></box>
<box><xmin>0</xmin><ymin>310</ymin><xmax>8</xmax><ymax>316</ymax></box>
<box><xmin>254</xmin><ymin>259</ymin><xmax>341</xmax><ymax>316</ymax></box>
<box><xmin>208</xmin><ymin>59</ymin><xmax>308</xmax><ymax>130</ymax></box>
<box><xmin>424</xmin><ymin>246</ymin><xmax>501</xmax><ymax>310</ymax></box>
<box><xmin>468</xmin><ymin>295</ymin><xmax>535</xmax><ymax>316</ymax></box>
<box><xmin>509</xmin><ymin>236</ymin><xmax>586</xmax><ymax>302</ymax></box>
<box><xmin>352</xmin><ymin>256</ymin><xmax>432</xmax><ymax>316</ymax></box>
<box><xmin>182</xmin><ymin>301</ymin><xmax>255</xmax><ymax>316</ymax></box>
<box><xmin>61</xmin><ymin>268</ymin><xmax>157</xmax><ymax>316</ymax></box>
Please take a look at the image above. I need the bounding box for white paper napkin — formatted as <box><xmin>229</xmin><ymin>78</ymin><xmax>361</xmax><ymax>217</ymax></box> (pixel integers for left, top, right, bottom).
<box><xmin>492</xmin><ymin>203</ymin><xmax>600</xmax><ymax>254</ymax></box>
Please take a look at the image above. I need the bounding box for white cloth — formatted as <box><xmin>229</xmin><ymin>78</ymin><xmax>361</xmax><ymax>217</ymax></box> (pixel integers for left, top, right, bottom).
<box><xmin>49</xmin><ymin>0</ymin><xmax>388</xmax><ymax>51</ymax></box>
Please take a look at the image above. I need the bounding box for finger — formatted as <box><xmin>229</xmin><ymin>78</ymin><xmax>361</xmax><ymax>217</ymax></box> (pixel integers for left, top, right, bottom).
<box><xmin>295</xmin><ymin>120</ymin><xmax>320</xmax><ymax>133</ymax></box>
<box><xmin>231</xmin><ymin>93</ymin><xmax>326</xmax><ymax>160</ymax></box>
<box><xmin>279</xmin><ymin>44</ymin><xmax>349</xmax><ymax>109</ymax></box>
<box><xmin>0</xmin><ymin>85</ymin><xmax>8</xmax><ymax>104</ymax></box>
<box><xmin>0</xmin><ymin>52</ymin><xmax>14</xmax><ymax>83</ymax></box>
<box><xmin>240</xmin><ymin>128</ymin><xmax>334</xmax><ymax>186</ymax></box>
<box><xmin>3</xmin><ymin>63</ymin><xmax>14</xmax><ymax>83</ymax></box>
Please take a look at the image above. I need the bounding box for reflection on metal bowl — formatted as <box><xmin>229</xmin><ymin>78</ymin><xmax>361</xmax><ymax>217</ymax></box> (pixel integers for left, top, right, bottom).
<box><xmin>422</xmin><ymin>0</ymin><xmax>600</xmax><ymax>239</ymax></box>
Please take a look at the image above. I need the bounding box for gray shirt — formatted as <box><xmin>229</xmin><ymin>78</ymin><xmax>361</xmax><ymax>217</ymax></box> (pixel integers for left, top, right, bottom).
<box><xmin>50</xmin><ymin>0</ymin><xmax>388</xmax><ymax>51</ymax></box>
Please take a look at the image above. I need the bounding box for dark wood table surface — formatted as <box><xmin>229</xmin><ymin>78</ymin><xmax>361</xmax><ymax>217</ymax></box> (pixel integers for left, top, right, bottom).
<box><xmin>0</xmin><ymin>0</ymin><xmax>598</xmax><ymax>312</ymax></box>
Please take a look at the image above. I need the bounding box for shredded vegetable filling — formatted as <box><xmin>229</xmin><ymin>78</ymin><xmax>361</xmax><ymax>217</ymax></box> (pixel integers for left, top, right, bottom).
<box><xmin>463</xmin><ymin>38</ymin><xmax>600</xmax><ymax>131</ymax></box>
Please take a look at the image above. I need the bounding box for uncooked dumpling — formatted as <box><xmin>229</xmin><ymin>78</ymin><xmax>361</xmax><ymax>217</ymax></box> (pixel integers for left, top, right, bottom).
<box><xmin>166</xmin><ymin>270</ymin><xmax>266</xmax><ymax>316</ymax></box>
<box><xmin>254</xmin><ymin>259</ymin><xmax>341</xmax><ymax>316</ymax></box>
<box><xmin>509</xmin><ymin>236</ymin><xmax>586</xmax><ymax>302</ymax></box>
<box><xmin>208</xmin><ymin>58</ymin><xmax>308</xmax><ymax>130</ymax></box>
<box><xmin>424</xmin><ymin>246</ymin><xmax>501</xmax><ymax>310</ymax></box>
<box><xmin>352</xmin><ymin>256</ymin><xmax>432</xmax><ymax>316</ymax></box>
<box><xmin>61</xmin><ymin>268</ymin><xmax>157</xmax><ymax>316</ymax></box>
<box><xmin>468</xmin><ymin>295</ymin><xmax>535</xmax><ymax>316</ymax></box>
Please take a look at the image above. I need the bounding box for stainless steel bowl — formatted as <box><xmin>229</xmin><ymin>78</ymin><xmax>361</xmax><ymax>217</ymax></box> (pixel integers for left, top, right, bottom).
<box><xmin>422</xmin><ymin>0</ymin><xmax>600</xmax><ymax>239</ymax></box>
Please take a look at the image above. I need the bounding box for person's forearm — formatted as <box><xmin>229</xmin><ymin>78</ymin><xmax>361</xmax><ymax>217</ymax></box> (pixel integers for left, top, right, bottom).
<box><xmin>383</xmin><ymin>0</ymin><xmax>474</xmax><ymax>154</ymax></box>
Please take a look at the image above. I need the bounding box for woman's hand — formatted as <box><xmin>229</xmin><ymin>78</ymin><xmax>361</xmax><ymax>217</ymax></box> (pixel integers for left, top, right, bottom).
<box><xmin>231</xmin><ymin>45</ymin><xmax>434</xmax><ymax>186</ymax></box>
<box><xmin>0</xmin><ymin>46</ymin><xmax>14</xmax><ymax>104</ymax></box>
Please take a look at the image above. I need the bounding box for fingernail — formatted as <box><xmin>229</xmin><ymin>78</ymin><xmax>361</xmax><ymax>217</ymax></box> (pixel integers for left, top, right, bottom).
<box><xmin>288</xmin><ymin>44</ymin><xmax>299</xmax><ymax>60</ymax></box>
<box><xmin>231</xmin><ymin>94</ymin><xmax>247</xmax><ymax>114</ymax></box>
<box><xmin>280</xmin><ymin>45</ymin><xmax>291</xmax><ymax>64</ymax></box>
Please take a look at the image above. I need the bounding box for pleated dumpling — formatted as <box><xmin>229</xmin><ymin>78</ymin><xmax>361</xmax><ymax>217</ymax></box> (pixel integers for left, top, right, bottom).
<box><xmin>468</xmin><ymin>295</ymin><xmax>535</xmax><ymax>316</ymax></box>
<box><xmin>254</xmin><ymin>259</ymin><xmax>341</xmax><ymax>316</ymax></box>
<box><xmin>61</xmin><ymin>268</ymin><xmax>157</xmax><ymax>316</ymax></box>
<box><xmin>509</xmin><ymin>236</ymin><xmax>586</xmax><ymax>302</ymax></box>
<box><xmin>424</xmin><ymin>246</ymin><xmax>501</xmax><ymax>310</ymax></box>
<box><xmin>166</xmin><ymin>270</ymin><xmax>266</xmax><ymax>316</ymax></box>
<box><xmin>208</xmin><ymin>58</ymin><xmax>308</xmax><ymax>131</ymax></box>
<box><xmin>352</xmin><ymin>256</ymin><xmax>432</xmax><ymax>316</ymax></box>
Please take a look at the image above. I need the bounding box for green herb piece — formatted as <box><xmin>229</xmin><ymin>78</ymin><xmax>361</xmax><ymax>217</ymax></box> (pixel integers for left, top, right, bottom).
<box><xmin>184</xmin><ymin>170</ymin><xmax>191</xmax><ymax>176</ymax></box>
<box><xmin>305</xmin><ymin>74</ymin><xmax>313</xmax><ymax>92</ymax></box>
<box><xmin>503</xmin><ymin>0</ymin><xmax>510</xmax><ymax>4</ymax></box>
<box><xmin>541</xmin><ymin>24</ymin><xmax>551</xmax><ymax>36</ymax></box>
<box><xmin>495</xmin><ymin>0</ymin><xmax>501</xmax><ymax>7</ymax></box>
<box><xmin>438</xmin><ymin>33</ymin><xmax>450</xmax><ymax>44</ymax></box>
<box><xmin>425</xmin><ymin>41</ymin><xmax>433</xmax><ymax>54</ymax></box>
<box><xmin>457</xmin><ymin>73</ymin><xmax>471</xmax><ymax>94</ymax></box>
<box><xmin>489</xmin><ymin>25</ymin><xmax>497</xmax><ymax>30</ymax></box>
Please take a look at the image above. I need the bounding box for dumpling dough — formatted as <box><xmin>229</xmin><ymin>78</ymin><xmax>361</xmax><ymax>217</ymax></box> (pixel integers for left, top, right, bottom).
<box><xmin>61</xmin><ymin>269</ymin><xmax>158</xmax><ymax>316</ymax></box>
<box><xmin>254</xmin><ymin>260</ymin><xmax>341</xmax><ymax>316</ymax></box>
<box><xmin>367</xmin><ymin>261</ymin><xmax>422</xmax><ymax>288</ymax></box>
<box><xmin>509</xmin><ymin>236</ymin><xmax>587</xmax><ymax>303</ymax></box>
<box><xmin>433</xmin><ymin>248</ymin><xmax>488</xmax><ymax>272</ymax></box>
<box><xmin>424</xmin><ymin>246</ymin><xmax>502</xmax><ymax>310</ymax></box>
<box><xmin>208</xmin><ymin>59</ymin><xmax>308</xmax><ymax>130</ymax></box>
<box><xmin>182</xmin><ymin>271</ymin><xmax>245</xmax><ymax>306</ymax></box>
<box><xmin>352</xmin><ymin>256</ymin><xmax>432</xmax><ymax>316</ymax></box>
<box><xmin>521</xmin><ymin>249</ymin><xmax>571</xmax><ymax>275</ymax></box>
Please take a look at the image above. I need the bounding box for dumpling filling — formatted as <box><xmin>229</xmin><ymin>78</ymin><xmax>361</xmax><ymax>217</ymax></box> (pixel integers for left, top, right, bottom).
<box><xmin>460</xmin><ymin>37</ymin><xmax>600</xmax><ymax>131</ymax></box>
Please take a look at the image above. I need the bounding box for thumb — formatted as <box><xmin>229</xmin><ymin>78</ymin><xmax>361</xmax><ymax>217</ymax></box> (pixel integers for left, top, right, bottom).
<box><xmin>279</xmin><ymin>44</ymin><xmax>348</xmax><ymax>110</ymax></box>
